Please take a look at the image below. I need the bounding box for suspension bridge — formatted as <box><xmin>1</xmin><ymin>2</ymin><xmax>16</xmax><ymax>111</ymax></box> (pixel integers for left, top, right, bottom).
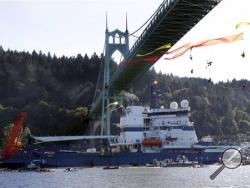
<box><xmin>90</xmin><ymin>0</ymin><xmax>222</xmax><ymax>135</ymax></box>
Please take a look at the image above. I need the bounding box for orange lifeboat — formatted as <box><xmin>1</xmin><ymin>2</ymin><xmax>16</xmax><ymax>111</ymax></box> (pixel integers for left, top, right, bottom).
<box><xmin>142</xmin><ymin>138</ymin><xmax>161</xmax><ymax>146</ymax></box>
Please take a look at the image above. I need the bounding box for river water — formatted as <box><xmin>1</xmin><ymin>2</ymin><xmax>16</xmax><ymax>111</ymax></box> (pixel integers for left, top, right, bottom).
<box><xmin>0</xmin><ymin>165</ymin><xmax>250</xmax><ymax>188</ymax></box>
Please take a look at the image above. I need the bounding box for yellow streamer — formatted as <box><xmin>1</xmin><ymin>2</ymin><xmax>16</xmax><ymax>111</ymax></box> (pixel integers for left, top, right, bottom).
<box><xmin>136</xmin><ymin>43</ymin><xmax>171</xmax><ymax>57</ymax></box>
<box><xmin>236</xmin><ymin>22</ymin><xmax>250</xmax><ymax>29</ymax></box>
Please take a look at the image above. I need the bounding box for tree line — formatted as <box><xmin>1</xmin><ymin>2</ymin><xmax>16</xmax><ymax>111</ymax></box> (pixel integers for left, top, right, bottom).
<box><xmin>0</xmin><ymin>46</ymin><xmax>250</xmax><ymax>146</ymax></box>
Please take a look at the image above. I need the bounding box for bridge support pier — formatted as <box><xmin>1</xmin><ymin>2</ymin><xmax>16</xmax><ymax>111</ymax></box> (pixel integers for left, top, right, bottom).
<box><xmin>101</xmin><ymin>14</ymin><xmax>129</xmax><ymax>136</ymax></box>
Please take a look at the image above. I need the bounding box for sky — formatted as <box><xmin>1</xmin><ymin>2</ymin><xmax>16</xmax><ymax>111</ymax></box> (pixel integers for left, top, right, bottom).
<box><xmin>0</xmin><ymin>0</ymin><xmax>250</xmax><ymax>82</ymax></box>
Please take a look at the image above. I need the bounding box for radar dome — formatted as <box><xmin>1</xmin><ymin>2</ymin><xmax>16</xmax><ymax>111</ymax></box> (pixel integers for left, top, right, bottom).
<box><xmin>170</xmin><ymin>102</ymin><xmax>178</xmax><ymax>109</ymax></box>
<box><xmin>180</xmin><ymin>100</ymin><xmax>189</xmax><ymax>108</ymax></box>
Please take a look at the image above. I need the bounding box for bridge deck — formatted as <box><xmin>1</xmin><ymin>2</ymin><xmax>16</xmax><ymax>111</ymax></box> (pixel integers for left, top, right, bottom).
<box><xmin>91</xmin><ymin>0</ymin><xmax>222</xmax><ymax>114</ymax></box>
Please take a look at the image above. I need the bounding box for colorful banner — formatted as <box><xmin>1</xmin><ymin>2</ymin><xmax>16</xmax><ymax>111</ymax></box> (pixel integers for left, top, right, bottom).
<box><xmin>164</xmin><ymin>32</ymin><xmax>243</xmax><ymax>60</ymax></box>
<box><xmin>191</xmin><ymin>32</ymin><xmax>243</xmax><ymax>48</ymax></box>
<box><xmin>236</xmin><ymin>22</ymin><xmax>250</xmax><ymax>29</ymax></box>
<box><xmin>136</xmin><ymin>43</ymin><xmax>171</xmax><ymax>57</ymax></box>
<box><xmin>124</xmin><ymin>56</ymin><xmax>159</xmax><ymax>65</ymax></box>
<box><xmin>124</xmin><ymin>32</ymin><xmax>244</xmax><ymax>64</ymax></box>
<box><xmin>164</xmin><ymin>43</ymin><xmax>191</xmax><ymax>60</ymax></box>
<box><xmin>165</xmin><ymin>43</ymin><xmax>191</xmax><ymax>54</ymax></box>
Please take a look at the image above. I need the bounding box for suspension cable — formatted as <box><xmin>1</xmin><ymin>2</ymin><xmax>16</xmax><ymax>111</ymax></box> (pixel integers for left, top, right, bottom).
<box><xmin>92</xmin><ymin>42</ymin><xmax>105</xmax><ymax>105</ymax></box>
<box><xmin>128</xmin><ymin>0</ymin><xmax>166</xmax><ymax>36</ymax></box>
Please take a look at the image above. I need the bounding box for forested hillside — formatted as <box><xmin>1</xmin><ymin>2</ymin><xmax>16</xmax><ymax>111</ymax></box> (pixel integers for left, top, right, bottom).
<box><xmin>0</xmin><ymin>46</ymin><xmax>250</xmax><ymax>146</ymax></box>
<box><xmin>134</xmin><ymin>71</ymin><xmax>250</xmax><ymax>138</ymax></box>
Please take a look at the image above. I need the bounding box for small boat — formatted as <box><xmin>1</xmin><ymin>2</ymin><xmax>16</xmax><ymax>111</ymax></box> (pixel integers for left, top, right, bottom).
<box><xmin>145</xmin><ymin>163</ymin><xmax>154</xmax><ymax>167</ymax></box>
<box><xmin>0</xmin><ymin>168</ymin><xmax>8</xmax><ymax>172</ymax></box>
<box><xmin>103</xmin><ymin>166</ymin><xmax>119</xmax><ymax>170</ymax></box>
<box><xmin>161</xmin><ymin>158</ymin><xmax>199</xmax><ymax>167</ymax></box>
<box><xmin>152</xmin><ymin>157</ymin><xmax>199</xmax><ymax>167</ymax></box>
<box><xmin>64</xmin><ymin>167</ymin><xmax>77</xmax><ymax>172</ymax></box>
<box><xmin>161</xmin><ymin>162</ymin><xmax>199</xmax><ymax>167</ymax></box>
<box><xmin>36</xmin><ymin>168</ymin><xmax>52</xmax><ymax>172</ymax></box>
<box><xmin>26</xmin><ymin>162</ymin><xmax>40</xmax><ymax>170</ymax></box>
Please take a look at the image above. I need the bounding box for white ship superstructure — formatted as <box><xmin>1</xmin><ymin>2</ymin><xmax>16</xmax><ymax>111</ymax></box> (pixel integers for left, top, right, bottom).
<box><xmin>111</xmin><ymin>99</ymin><xmax>245</xmax><ymax>161</ymax></box>
<box><xmin>114</xmin><ymin>100</ymin><xmax>198</xmax><ymax>149</ymax></box>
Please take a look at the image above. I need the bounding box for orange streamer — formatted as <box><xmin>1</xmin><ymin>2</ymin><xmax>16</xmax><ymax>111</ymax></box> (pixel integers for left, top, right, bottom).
<box><xmin>165</xmin><ymin>47</ymin><xmax>191</xmax><ymax>60</ymax></box>
<box><xmin>165</xmin><ymin>43</ymin><xmax>191</xmax><ymax>54</ymax></box>
<box><xmin>192</xmin><ymin>32</ymin><xmax>243</xmax><ymax>48</ymax></box>
<box><xmin>165</xmin><ymin>32</ymin><xmax>244</xmax><ymax>60</ymax></box>
<box><xmin>123</xmin><ymin>33</ymin><xmax>244</xmax><ymax>64</ymax></box>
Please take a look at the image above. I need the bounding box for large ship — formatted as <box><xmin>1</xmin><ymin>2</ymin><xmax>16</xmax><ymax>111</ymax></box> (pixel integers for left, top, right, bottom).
<box><xmin>0</xmin><ymin>99</ymin><xmax>242</xmax><ymax>168</ymax></box>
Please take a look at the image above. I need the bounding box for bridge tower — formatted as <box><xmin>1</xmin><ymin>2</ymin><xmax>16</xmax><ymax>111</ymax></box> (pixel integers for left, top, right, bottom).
<box><xmin>101</xmin><ymin>14</ymin><xmax>129</xmax><ymax>135</ymax></box>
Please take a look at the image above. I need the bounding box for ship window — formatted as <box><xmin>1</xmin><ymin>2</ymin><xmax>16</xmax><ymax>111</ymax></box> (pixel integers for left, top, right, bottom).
<box><xmin>144</xmin><ymin>118</ymin><xmax>151</xmax><ymax>127</ymax></box>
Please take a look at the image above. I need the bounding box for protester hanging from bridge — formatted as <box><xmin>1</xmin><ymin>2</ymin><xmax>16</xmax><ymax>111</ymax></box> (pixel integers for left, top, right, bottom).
<box><xmin>205</xmin><ymin>60</ymin><xmax>214</xmax><ymax>69</ymax></box>
<box><xmin>207</xmin><ymin>60</ymin><xmax>213</xmax><ymax>67</ymax></box>
<box><xmin>241</xmin><ymin>51</ymin><xmax>245</xmax><ymax>58</ymax></box>
<box><xmin>235</xmin><ymin>22</ymin><xmax>250</xmax><ymax>58</ymax></box>
<box><xmin>189</xmin><ymin>54</ymin><xmax>193</xmax><ymax>60</ymax></box>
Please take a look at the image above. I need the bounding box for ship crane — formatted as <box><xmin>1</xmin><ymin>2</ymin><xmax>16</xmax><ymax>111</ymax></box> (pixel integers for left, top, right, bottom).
<box><xmin>1</xmin><ymin>112</ymin><xmax>27</xmax><ymax>160</ymax></box>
